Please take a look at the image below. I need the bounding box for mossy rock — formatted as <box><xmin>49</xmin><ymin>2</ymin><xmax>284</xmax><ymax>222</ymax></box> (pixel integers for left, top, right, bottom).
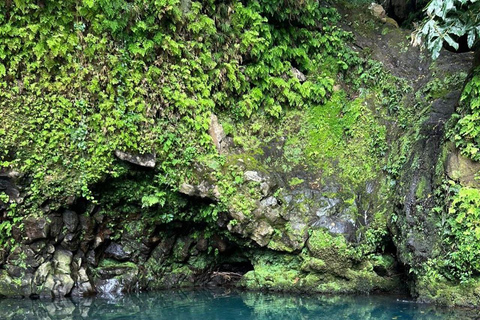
<box><xmin>416</xmin><ymin>276</ymin><xmax>480</xmax><ymax>308</ymax></box>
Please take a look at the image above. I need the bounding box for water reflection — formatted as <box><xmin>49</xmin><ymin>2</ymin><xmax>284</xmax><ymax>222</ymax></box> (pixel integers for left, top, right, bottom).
<box><xmin>0</xmin><ymin>289</ymin><xmax>478</xmax><ymax>320</ymax></box>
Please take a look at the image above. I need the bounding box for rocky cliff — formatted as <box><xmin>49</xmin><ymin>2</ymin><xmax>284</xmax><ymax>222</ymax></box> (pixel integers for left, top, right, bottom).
<box><xmin>0</xmin><ymin>0</ymin><xmax>479</xmax><ymax>307</ymax></box>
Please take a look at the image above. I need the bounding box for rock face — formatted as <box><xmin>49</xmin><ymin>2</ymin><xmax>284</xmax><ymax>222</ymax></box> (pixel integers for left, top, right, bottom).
<box><xmin>446</xmin><ymin>145</ymin><xmax>480</xmax><ymax>188</ymax></box>
<box><xmin>114</xmin><ymin>150</ymin><xmax>156</xmax><ymax>168</ymax></box>
<box><xmin>208</xmin><ymin>114</ymin><xmax>230</xmax><ymax>154</ymax></box>
<box><xmin>0</xmin><ymin>3</ymin><xmax>475</xmax><ymax>306</ymax></box>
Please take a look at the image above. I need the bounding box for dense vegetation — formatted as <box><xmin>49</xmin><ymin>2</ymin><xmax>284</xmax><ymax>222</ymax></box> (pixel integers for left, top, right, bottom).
<box><xmin>1</xmin><ymin>0</ymin><xmax>480</xmax><ymax>306</ymax></box>
<box><xmin>0</xmin><ymin>0</ymin><xmax>353</xmax><ymax>206</ymax></box>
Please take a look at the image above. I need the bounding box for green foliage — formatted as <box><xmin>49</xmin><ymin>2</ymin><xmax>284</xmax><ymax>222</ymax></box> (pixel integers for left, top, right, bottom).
<box><xmin>0</xmin><ymin>0</ymin><xmax>355</xmax><ymax>212</ymax></box>
<box><xmin>443</xmin><ymin>186</ymin><xmax>480</xmax><ymax>280</ymax></box>
<box><xmin>414</xmin><ymin>0</ymin><xmax>480</xmax><ymax>59</ymax></box>
<box><xmin>0</xmin><ymin>192</ymin><xmax>20</xmax><ymax>246</ymax></box>
<box><xmin>450</xmin><ymin>68</ymin><xmax>480</xmax><ymax>161</ymax></box>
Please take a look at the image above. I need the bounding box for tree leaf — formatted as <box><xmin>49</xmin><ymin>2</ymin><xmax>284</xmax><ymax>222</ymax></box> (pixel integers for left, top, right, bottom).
<box><xmin>467</xmin><ymin>29</ymin><xmax>476</xmax><ymax>48</ymax></box>
<box><xmin>444</xmin><ymin>34</ymin><xmax>459</xmax><ymax>50</ymax></box>
<box><xmin>0</xmin><ymin>63</ymin><xmax>5</xmax><ymax>77</ymax></box>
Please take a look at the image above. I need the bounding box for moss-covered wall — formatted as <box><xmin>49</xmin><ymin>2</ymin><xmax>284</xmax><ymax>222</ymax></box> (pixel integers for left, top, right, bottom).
<box><xmin>0</xmin><ymin>0</ymin><xmax>479</xmax><ymax>307</ymax></box>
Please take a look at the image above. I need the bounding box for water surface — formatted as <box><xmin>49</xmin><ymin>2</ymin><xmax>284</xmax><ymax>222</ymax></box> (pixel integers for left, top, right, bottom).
<box><xmin>0</xmin><ymin>289</ymin><xmax>478</xmax><ymax>320</ymax></box>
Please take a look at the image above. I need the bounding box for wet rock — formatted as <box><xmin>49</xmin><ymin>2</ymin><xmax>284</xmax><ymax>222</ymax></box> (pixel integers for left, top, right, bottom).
<box><xmin>173</xmin><ymin>236</ymin><xmax>194</xmax><ymax>262</ymax></box>
<box><xmin>96</xmin><ymin>278</ymin><xmax>124</xmax><ymax>297</ymax></box>
<box><xmin>48</xmin><ymin>214</ymin><xmax>64</xmax><ymax>240</ymax></box>
<box><xmin>0</xmin><ymin>178</ymin><xmax>22</xmax><ymax>204</ymax></box>
<box><xmin>79</xmin><ymin>215</ymin><xmax>96</xmax><ymax>252</ymax></box>
<box><xmin>24</xmin><ymin>216</ymin><xmax>49</xmax><ymax>242</ymax></box>
<box><xmin>29</xmin><ymin>240</ymin><xmax>47</xmax><ymax>254</ymax></box>
<box><xmin>72</xmin><ymin>267</ymin><xmax>95</xmax><ymax>297</ymax></box>
<box><xmin>94</xmin><ymin>262</ymin><xmax>139</xmax><ymax>297</ymax></box>
<box><xmin>0</xmin><ymin>249</ymin><xmax>6</xmax><ymax>265</ymax></box>
<box><xmin>211</xmin><ymin>235</ymin><xmax>227</xmax><ymax>253</ymax></box>
<box><xmin>86</xmin><ymin>250</ymin><xmax>98</xmax><ymax>266</ymax></box>
<box><xmin>104</xmin><ymin>242</ymin><xmax>132</xmax><ymax>262</ymax></box>
<box><xmin>313</xmin><ymin>214</ymin><xmax>355</xmax><ymax>237</ymax></box>
<box><xmin>0</xmin><ymin>270</ymin><xmax>33</xmax><ymax>297</ymax></box>
<box><xmin>32</xmin><ymin>250</ymin><xmax>75</xmax><ymax>298</ymax></box>
<box><xmin>256</xmin><ymin>197</ymin><xmax>281</xmax><ymax>223</ymax></box>
<box><xmin>54</xmin><ymin>250</ymin><xmax>73</xmax><ymax>274</ymax></box>
<box><xmin>148</xmin><ymin>235</ymin><xmax>176</xmax><ymax>265</ymax></box>
<box><xmin>63</xmin><ymin>210</ymin><xmax>79</xmax><ymax>232</ymax></box>
<box><xmin>61</xmin><ymin>232</ymin><xmax>81</xmax><ymax>251</ymax></box>
<box><xmin>114</xmin><ymin>150</ymin><xmax>156</xmax><ymax>168</ymax></box>
<box><xmin>196</xmin><ymin>236</ymin><xmax>208</xmax><ymax>252</ymax></box>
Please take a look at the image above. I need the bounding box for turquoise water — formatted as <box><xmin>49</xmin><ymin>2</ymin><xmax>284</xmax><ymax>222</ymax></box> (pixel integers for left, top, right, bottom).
<box><xmin>0</xmin><ymin>290</ymin><xmax>478</xmax><ymax>319</ymax></box>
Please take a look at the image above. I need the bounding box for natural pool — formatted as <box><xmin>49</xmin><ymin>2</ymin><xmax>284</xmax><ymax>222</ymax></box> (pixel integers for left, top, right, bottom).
<box><xmin>0</xmin><ymin>289</ymin><xmax>478</xmax><ymax>320</ymax></box>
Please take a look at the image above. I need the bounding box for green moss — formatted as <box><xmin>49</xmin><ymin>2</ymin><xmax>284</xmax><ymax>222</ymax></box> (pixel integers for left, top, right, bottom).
<box><xmin>416</xmin><ymin>276</ymin><xmax>480</xmax><ymax>307</ymax></box>
<box><xmin>307</xmin><ymin>229</ymin><xmax>350</xmax><ymax>258</ymax></box>
<box><xmin>96</xmin><ymin>259</ymin><xmax>138</xmax><ymax>272</ymax></box>
<box><xmin>415</xmin><ymin>176</ymin><xmax>428</xmax><ymax>198</ymax></box>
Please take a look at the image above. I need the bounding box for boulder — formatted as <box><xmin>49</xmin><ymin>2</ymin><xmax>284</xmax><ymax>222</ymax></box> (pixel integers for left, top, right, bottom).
<box><xmin>250</xmin><ymin>220</ymin><xmax>274</xmax><ymax>247</ymax></box>
<box><xmin>72</xmin><ymin>267</ymin><xmax>95</xmax><ymax>297</ymax></box>
<box><xmin>446</xmin><ymin>147</ymin><xmax>480</xmax><ymax>188</ymax></box>
<box><xmin>104</xmin><ymin>242</ymin><xmax>132</xmax><ymax>261</ymax></box>
<box><xmin>32</xmin><ymin>250</ymin><xmax>75</xmax><ymax>297</ymax></box>
<box><xmin>179</xmin><ymin>182</ymin><xmax>220</xmax><ymax>200</ymax></box>
<box><xmin>62</xmin><ymin>210</ymin><xmax>79</xmax><ymax>233</ymax></box>
<box><xmin>291</xmin><ymin>67</ymin><xmax>306</xmax><ymax>82</ymax></box>
<box><xmin>24</xmin><ymin>217</ymin><xmax>49</xmax><ymax>243</ymax></box>
<box><xmin>369</xmin><ymin>2</ymin><xmax>386</xmax><ymax>19</ymax></box>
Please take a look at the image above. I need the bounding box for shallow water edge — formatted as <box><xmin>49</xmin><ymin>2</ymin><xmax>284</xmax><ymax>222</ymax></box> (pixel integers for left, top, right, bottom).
<box><xmin>1</xmin><ymin>289</ymin><xmax>479</xmax><ymax>320</ymax></box>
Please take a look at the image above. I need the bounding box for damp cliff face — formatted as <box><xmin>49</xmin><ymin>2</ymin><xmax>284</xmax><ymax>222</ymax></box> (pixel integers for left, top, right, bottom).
<box><xmin>0</xmin><ymin>0</ymin><xmax>478</xmax><ymax>306</ymax></box>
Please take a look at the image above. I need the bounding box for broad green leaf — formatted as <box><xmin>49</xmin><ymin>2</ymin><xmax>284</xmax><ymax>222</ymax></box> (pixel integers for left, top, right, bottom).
<box><xmin>444</xmin><ymin>34</ymin><xmax>459</xmax><ymax>50</ymax></box>
<box><xmin>467</xmin><ymin>29</ymin><xmax>476</xmax><ymax>48</ymax></box>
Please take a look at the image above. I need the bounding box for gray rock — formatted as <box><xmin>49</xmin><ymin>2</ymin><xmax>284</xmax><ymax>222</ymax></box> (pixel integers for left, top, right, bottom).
<box><xmin>94</xmin><ymin>263</ymin><xmax>139</xmax><ymax>297</ymax></box>
<box><xmin>0</xmin><ymin>249</ymin><xmax>6</xmax><ymax>265</ymax></box>
<box><xmin>291</xmin><ymin>67</ymin><xmax>306</xmax><ymax>82</ymax></box>
<box><xmin>104</xmin><ymin>242</ymin><xmax>131</xmax><ymax>261</ymax></box>
<box><xmin>251</xmin><ymin>221</ymin><xmax>274</xmax><ymax>247</ymax></box>
<box><xmin>31</xmin><ymin>250</ymin><xmax>75</xmax><ymax>298</ymax></box>
<box><xmin>24</xmin><ymin>217</ymin><xmax>49</xmax><ymax>243</ymax></box>
<box><xmin>114</xmin><ymin>150</ymin><xmax>156</xmax><ymax>168</ymax></box>
<box><xmin>0</xmin><ymin>270</ymin><xmax>33</xmax><ymax>297</ymax></box>
<box><xmin>61</xmin><ymin>232</ymin><xmax>81</xmax><ymax>251</ymax></box>
<box><xmin>446</xmin><ymin>146</ymin><xmax>480</xmax><ymax>188</ymax></box>
<box><xmin>63</xmin><ymin>210</ymin><xmax>79</xmax><ymax>232</ymax></box>
<box><xmin>0</xmin><ymin>178</ymin><xmax>22</xmax><ymax>204</ymax></box>
<box><xmin>54</xmin><ymin>250</ymin><xmax>73</xmax><ymax>274</ymax></box>
<box><xmin>244</xmin><ymin>171</ymin><xmax>263</xmax><ymax>183</ymax></box>
<box><xmin>72</xmin><ymin>267</ymin><xmax>94</xmax><ymax>297</ymax></box>
<box><xmin>179</xmin><ymin>182</ymin><xmax>220</xmax><ymax>200</ymax></box>
<box><xmin>48</xmin><ymin>214</ymin><xmax>64</xmax><ymax>239</ymax></box>
<box><xmin>261</xmin><ymin>196</ymin><xmax>278</xmax><ymax>207</ymax></box>
<box><xmin>209</xmin><ymin>114</ymin><xmax>229</xmax><ymax>154</ymax></box>
<box><xmin>312</xmin><ymin>215</ymin><xmax>355</xmax><ymax>237</ymax></box>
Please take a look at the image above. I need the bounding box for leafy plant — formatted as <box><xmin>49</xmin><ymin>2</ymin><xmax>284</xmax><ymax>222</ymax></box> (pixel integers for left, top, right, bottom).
<box><xmin>413</xmin><ymin>0</ymin><xmax>480</xmax><ymax>59</ymax></box>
